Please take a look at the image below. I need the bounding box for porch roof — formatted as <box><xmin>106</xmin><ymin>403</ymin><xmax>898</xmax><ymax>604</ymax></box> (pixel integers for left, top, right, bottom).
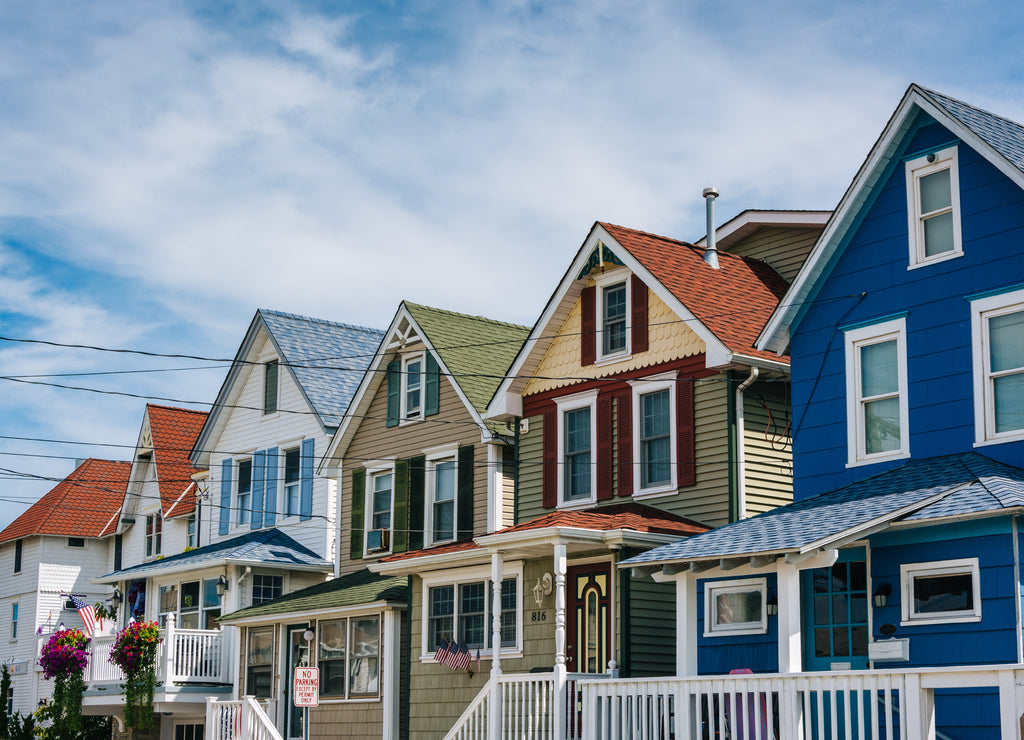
<box><xmin>621</xmin><ymin>453</ymin><xmax>1024</xmax><ymax>568</ymax></box>
<box><xmin>93</xmin><ymin>528</ymin><xmax>331</xmax><ymax>583</ymax></box>
<box><xmin>218</xmin><ymin>568</ymin><xmax>408</xmax><ymax>623</ymax></box>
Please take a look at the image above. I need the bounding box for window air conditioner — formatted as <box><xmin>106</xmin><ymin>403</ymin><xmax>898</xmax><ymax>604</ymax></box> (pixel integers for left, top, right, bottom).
<box><xmin>366</xmin><ymin>528</ymin><xmax>390</xmax><ymax>553</ymax></box>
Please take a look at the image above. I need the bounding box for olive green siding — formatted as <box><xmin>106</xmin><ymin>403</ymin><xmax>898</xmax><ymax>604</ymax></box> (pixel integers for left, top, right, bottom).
<box><xmin>310</xmin><ymin>701</ymin><xmax>383</xmax><ymax>740</ymax></box>
<box><xmin>725</xmin><ymin>225</ymin><xmax>820</xmax><ymax>284</ymax></box>
<box><xmin>742</xmin><ymin>379</ymin><xmax>793</xmax><ymax>517</ymax></box>
<box><xmin>516</xmin><ymin>414</ymin><xmax>545</xmax><ymax>524</ymax></box>
<box><xmin>625</xmin><ymin>574</ymin><xmax>676</xmax><ymax>677</ymax></box>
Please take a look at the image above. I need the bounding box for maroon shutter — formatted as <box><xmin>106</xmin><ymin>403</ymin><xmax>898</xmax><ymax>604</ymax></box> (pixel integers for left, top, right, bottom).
<box><xmin>542</xmin><ymin>406</ymin><xmax>558</xmax><ymax>509</ymax></box>
<box><xmin>581</xmin><ymin>286</ymin><xmax>596</xmax><ymax>366</ymax></box>
<box><xmin>631</xmin><ymin>275</ymin><xmax>649</xmax><ymax>354</ymax></box>
<box><xmin>616</xmin><ymin>389</ymin><xmax>633</xmax><ymax>496</ymax></box>
<box><xmin>596</xmin><ymin>393</ymin><xmax>614</xmax><ymax>500</ymax></box>
<box><xmin>677</xmin><ymin>378</ymin><xmax>696</xmax><ymax>487</ymax></box>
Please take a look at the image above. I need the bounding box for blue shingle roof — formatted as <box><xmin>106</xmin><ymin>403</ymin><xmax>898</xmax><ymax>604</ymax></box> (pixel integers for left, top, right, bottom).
<box><xmin>622</xmin><ymin>453</ymin><xmax>1024</xmax><ymax>567</ymax></box>
<box><xmin>260</xmin><ymin>310</ymin><xmax>384</xmax><ymax>428</ymax></box>
<box><xmin>103</xmin><ymin>528</ymin><xmax>331</xmax><ymax>579</ymax></box>
<box><xmin>919</xmin><ymin>86</ymin><xmax>1024</xmax><ymax>175</ymax></box>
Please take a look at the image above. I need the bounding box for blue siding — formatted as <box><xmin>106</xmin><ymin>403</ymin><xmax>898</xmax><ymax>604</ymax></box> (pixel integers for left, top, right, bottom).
<box><xmin>696</xmin><ymin>574</ymin><xmax>779</xmax><ymax>675</ymax></box>
<box><xmin>791</xmin><ymin>114</ymin><xmax>1024</xmax><ymax>500</ymax></box>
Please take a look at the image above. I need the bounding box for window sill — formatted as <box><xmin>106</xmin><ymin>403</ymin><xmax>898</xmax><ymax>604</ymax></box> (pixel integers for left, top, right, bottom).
<box><xmin>594</xmin><ymin>352</ymin><xmax>632</xmax><ymax>368</ymax></box>
<box><xmin>315</xmin><ymin>696</ymin><xmax>381</xmax><ymax>704</ymax></box>
<box><xmin>398</xmin><ymin>417</ymin><xmax>424</xmax><ymax>427</ymax></box>
<box><xmin>846</xmin><ymin>450</ymin><xmax>910</xmax><ymax>469</ymax></box>
<box><xmin>702</xmin><ymin>627</ymin><xmax>768</xmax><ymax>638</ymax></box>
<box><xmin>260</xmin><ymin>411</ymin><xmax>281</xmax><ymax>420</ymax></box>
<box><xmin>556</xmin><ymin>498</ymin><xmax>597</xmax><ymax>511</ymax></box>
<box><xmin>900</xmin><ymin>614</ymin><xmax>981</xmax><ymax>627</ymax></box>
<box><xmin>974</xmin><ymin>430</ymin><xmax>1024</xmax><ymax>447</ymax></box>
<box><xmin>907</xmin><ymin>250</ymin><xmax>963</xmax><ymax>271</ymax></box>
<box><xmin>633</xmin><ymin>484</ymin><xmax>677</xmax><ymax>500</ymax></box>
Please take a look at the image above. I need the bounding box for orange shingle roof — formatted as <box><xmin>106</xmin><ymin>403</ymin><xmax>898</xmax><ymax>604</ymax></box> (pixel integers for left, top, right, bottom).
<box><xmin>379</xmin><ymin>539</ymin><xmax>481</xmax><ymax>562</ymax></box>
<box><xmin>600</xmin><ymin>222</ymin><xmax>791</xmax><ymax>362</ymax></box>
<box><xmin>0</xmin><ymin>458</ymin><xmax>130</xmax><ymax>543</ymax></box>
<box><xmin>147</xmin><ymin>404</ymin><xmax>208</xmax><ymax>518</ymax></box>
<box><xmin>497</xmin><ymin>502</ymin><xmax>709</xmax><ymax>537</ymax></box>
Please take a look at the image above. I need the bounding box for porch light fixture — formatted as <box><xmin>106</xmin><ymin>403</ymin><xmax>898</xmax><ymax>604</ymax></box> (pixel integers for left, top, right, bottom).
<box><xmin>873</xmin><ymin>583</ymin><xmax>892</xmax><ymax>608</ymax></box>
<box><xmin>766</xmin><ymin>592</ymin><xmax>778</xmax><ymax>617</ymax></box>
<box><xmin>303</xmin><ymin>629</ymin><xmax>315</xmax><ymax>642</ymax></box>
<box><xmin>110</xmin><ymin>588</ymin><xmax>123</xmax><ymax>611</ymax></box>
<box><xmin>216</xmin><ymin>575</ymin><xmax>230</xmax><ymax>598</ymax></box>
<box><xmin>532</xmin><ymin>573</ymin><xmax>553</xmax><ymax>608</ymax></box>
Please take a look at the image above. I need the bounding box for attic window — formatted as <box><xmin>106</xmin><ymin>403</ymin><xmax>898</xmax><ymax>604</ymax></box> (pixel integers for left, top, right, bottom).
<box><xmin>67</xmin><ymin>537</ymin><xmax>85</xmax><ymax>548</ymax></box>
<box><xmin>905</xmin><ymin>145</ymin><xmax>962</xmax><ymax>268</ymax></box>
<box><xmin>263</xmin><ymin>361</ymin><xmax>279</xmax><ymax>415</ymax></box>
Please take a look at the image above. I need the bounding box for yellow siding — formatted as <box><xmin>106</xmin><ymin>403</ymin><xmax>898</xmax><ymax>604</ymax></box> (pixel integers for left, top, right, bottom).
<box><xmin>310</xmin><ymin>703</ymin><xmax>383</xmax><ymax>740</ymax></box>
<box><xmin>725</xmin><ymin>226</ymin><xmax>820</xmax><ymax>284</ymax></box>
<box><xmin>524</xmin><ymin>283</ymin><xmax>705</xmax><ymax>396</ymax></box>
<box><xmin>742</xmin><ymin>379</ymin><xmax>794</xmax><ymax>517</ymax></box>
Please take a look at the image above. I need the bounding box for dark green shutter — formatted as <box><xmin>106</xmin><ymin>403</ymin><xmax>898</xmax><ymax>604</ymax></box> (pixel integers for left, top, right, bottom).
<box><xmin>385</xmin><ymin>360</ymin><xmax>401</xmax><ymax>427</ymax></box>
<box><xmin>425</xmin><ymin>353</ymin><xmax>440</xmax><ymax>417</ymax></box>
<box><xmin>393</xmin><ymin>459</ymin><xmax>410</xmax><ymax>553</ymax></box>
<box><xmin>350</xmin><ymin>469</ymin><xmax>366</xmax><ymax>559</ymax></box>
<box><xmin>408</xmin><ymin>456</ymin><xmax>426</xmax><ymax>551</ymax></box>
<box><xmin>457</xmin><ymin>445</ymin><xmax>475</xmax><ymax>539</ymax></box>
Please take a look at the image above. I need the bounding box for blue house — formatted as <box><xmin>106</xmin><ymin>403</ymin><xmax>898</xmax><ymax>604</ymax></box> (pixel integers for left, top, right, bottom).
<box><xmin>611</xmin><ymin>85</ymin><xmax>1024</xmax><ymax>739</ymax></box>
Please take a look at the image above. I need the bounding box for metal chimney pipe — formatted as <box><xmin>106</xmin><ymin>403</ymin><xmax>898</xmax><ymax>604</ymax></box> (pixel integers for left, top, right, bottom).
<box><xmin>703</xmin><ymin>187</ymin><xmax>720</xmax><ymax>269</ymax></box>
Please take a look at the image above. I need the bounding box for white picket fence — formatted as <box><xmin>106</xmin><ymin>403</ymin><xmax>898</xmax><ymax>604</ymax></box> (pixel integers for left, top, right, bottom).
<box><xmin>206</xmin><ymin>697</ymin><xmax>282</xmax><ymax>740</ymax></box>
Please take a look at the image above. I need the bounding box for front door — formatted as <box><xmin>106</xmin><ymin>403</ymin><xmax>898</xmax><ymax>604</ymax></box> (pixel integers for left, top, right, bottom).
<box><xmin>285</xmin><ymin>625</ymin><xmax>311</xmax><ymax>740</ymax></box>
<box><xmin>566</xmin><ymin>563</ymin><xmax>611</xmax><ymax>674</ymax></box>
<box><xmin>802</xmin><ymin>548</ymin><xmax>869</xmax><ymax>671</ymax></box>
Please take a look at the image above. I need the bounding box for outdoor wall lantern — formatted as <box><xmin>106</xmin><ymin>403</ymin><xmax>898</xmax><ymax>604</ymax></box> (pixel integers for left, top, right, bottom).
<box><xmin>532</xmin><ymin>573</ymin><xmax>553</xmax><ymax>608</ymax></box>
<box><xmin>766</xmin><ymin>592</ymin><xmax>778</xmax><ymax>617</ymax></box>
<box><xmin>215</xmin><ymin>575</ymin><xmax>230</xmax><ymax>598</ymax></box>
<box><xmin>303</xmin><ymin>629</ymin><xmax>315</xmax><ymax>642</ymax></box>
<box><xmin>110</xmin><ymin>588</ymin><xmax>123</xmax><ymax>611</ymax></box>
<box><xmin>873</xmin><ymin>583</ymin><xmax>892</xmax><ymax>608</ymax></box>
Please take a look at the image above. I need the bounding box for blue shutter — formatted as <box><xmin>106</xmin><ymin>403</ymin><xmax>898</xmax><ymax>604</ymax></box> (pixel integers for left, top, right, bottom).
<box><xmin>425</xmin><ymin>353</ymin><xmax>440</xmax><ymax>416</ymax></box>
<box><xmin>264</xmin><ymin>447</ymin><xmax>279</xmax><ymax>527</ymax></box>
<box><xmin>250</xmin><ymin>450</ymin><xmax>266</xmax><ymax>530</ymax></box>
<box><xmin>219</xmin><ymin>458</ymin><xmax>232</xmax><ymax>535</ymax></box>
<box><xmin>300</xmin><ymin>438</ymin><xmax>315</xmax><ymax>521</ymax></box>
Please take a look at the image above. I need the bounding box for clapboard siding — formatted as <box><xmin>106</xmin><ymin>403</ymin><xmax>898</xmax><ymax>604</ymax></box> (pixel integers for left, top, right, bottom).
<box><xmin>725</xmin><ymin>225</ymin><xmax>820</xmax><ymax>284</ymax></box>
<box><xmin>627</xmin><ymin>575</ymin><xmax>676</xmax><ymax>676</ymax></box>
<box><xmin>742</xmin><ymin>379</ymin><xmax>793</xmax><ymax>517</ymax></box>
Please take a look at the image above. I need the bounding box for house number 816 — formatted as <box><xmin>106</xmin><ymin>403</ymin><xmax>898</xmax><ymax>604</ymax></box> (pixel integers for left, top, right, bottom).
<box><xmin>531</xmin><ymin>611</ymin><xmax>546</xmax><ymax>622</ymax></box>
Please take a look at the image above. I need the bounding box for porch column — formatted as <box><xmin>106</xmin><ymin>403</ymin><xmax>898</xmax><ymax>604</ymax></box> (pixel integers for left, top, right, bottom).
<box><xmin>163</xmin><ymin>612</ymin><xmax>177</xmax><ymax>685</ymax></box>
<box><xmin>488</xmin><ymin>551</ymin><xmax>504</xmax><ymax>740</ymax></box>
<box><xmin>675</xmin><ymin>571</ymin><xmax>697</xmax><ymax>676</ymax></box>
<box><xmin>777</xmin><ymin>562</ymin><xmax>802</xmax><ymax>673</ymax></box>
<box><xmin>383</xmin><ymin>610</ymin><xmax>401</xmax><ymax>740</ymax></box>
<box><xmin>554</xmin><ymin>543</ymin><xmax>567</xmax><ymax>740</ymax></box>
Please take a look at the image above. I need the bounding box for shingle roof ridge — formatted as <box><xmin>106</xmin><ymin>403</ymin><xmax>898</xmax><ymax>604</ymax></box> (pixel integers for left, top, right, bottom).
<box><xmin>146</xmin><ymin>403</ymin><xmax>209</xmax><ymax>417</ymax></box>
<box><xmin>917</xmin><ymin>85</ymin><xmax>1024</xmax><ymax>134</ymax></box>
<box><xmin>403</xmin><ymin>301</ymin><xmax>530</xmax><ymax>331</ymax></box>
<box><xmin>259</xmin><ymin>308</ymin><xmax>384</xmax><ymax>338</ymax></box>
<box><xmin>599</xmin><ymin>221</ymin><xmax>779</xmax><ymax>268</ymax></box>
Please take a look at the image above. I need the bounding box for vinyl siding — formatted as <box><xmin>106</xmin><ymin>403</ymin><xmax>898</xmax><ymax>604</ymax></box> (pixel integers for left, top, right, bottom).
<box><xmin>516</xmin><ymin>414</ymin><xmax>545</xmax><ymax>524</ymax></box>
<box><xmin>742</xmin><ymin>379</ymin><xmax>794</xmax><ymax>517</ymax></box>
<box><xmin>725</xmin><ymin>225</ymin><xmax>820</xmax><ymax>284</ymax></box>
<box><xmin>625</xmin><ymin>573</ymin><xmax>676</xmax><ymax>677</ymax></box>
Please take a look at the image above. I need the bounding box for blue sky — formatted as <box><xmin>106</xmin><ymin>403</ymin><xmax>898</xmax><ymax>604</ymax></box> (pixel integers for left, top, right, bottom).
<box><xmin>3</xmin><ymin>0</ymin><xmax>1024</xmax><ymax>530</ymax></box>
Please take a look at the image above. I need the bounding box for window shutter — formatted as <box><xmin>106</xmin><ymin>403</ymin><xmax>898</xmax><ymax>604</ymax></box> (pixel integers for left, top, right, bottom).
<box><xmin>425</xmin><ymin>353</ymin><xmax>440</xmax><ymax>417</ymax></box>
<box><xmin>631</xmin><ymin>275</ymin><xmax>649</xmax><ymax>354</ymax></box>
<box><xmin>581</xmin><ymin>286</ymin><xmax>596</xmax><ymax>366</ymax></box>
<box><xmin>542</xmin><ymin>407</ymin><xmax>558</xmax><ymax>509</ymax></box>
<box><xmin>350</xmin><ymin>468</ymin><xmax>365</xmax><ymax>559</ymax></box>
<box><xmin>250</xmin><ymin>450</ymin><xmax>266</xmax><ymax>530</ymax></box>
<box><xmin>408</xmin><ymin>456</ymin><xmax>426</xmax><ymax>551</ymax></box>
<box><xmin>386</xmin><ymin>360</ymin><xmax>401</xmax><ymax>427</ymax></box>
<box><xmin>615</xmin><ymin>390</ymin><xmax>633</xmax><ymax>496</ymax></box>
<box><xmin>299</xmin><ymin>438</ymin><xmax>315</xmax><ymax>520</ymax></box>
<box><xmin>596</xmin><ymin>394</ymin><xmax>614</xmax><ymax>500</ymax></box>
<box><xmin>677</xmin><ymin>379</ymin><xmax>696</xmax><ymax>487</ymax></box>
<box><xmin>457</xmin><ymin>445</ymin><xmax>475</xmax><ymax>539</ymax></box>
<box><xmin>263</xmin><ymin>447</ymin><xmax>279</xmax><ymax>527</ymax></box>
<box><xmin>393</xmin><ymin>458</ymin><xmax>410</xmax><ymax>553</ymax></box>
<box><xmin>219</xmin><ymin>458</ymin><xmax>232</xmax><ymax>535</ymax></box>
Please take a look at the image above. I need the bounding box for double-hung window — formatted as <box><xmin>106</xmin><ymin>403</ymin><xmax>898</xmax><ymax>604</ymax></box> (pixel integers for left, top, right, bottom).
<box><xmin>318</xmin><ymin>615</ymin><xmax>381</xmax><ymax>699</ymax></box>
<box><xmin>246</xmin><ymin>627</ymin><xmax>274</xmax><ymax>697</ymax></box>
<box><xmin>427</xmin><ymin>449</ymin><xmax>457</xmax><ymax>545</ymax></box>
<box><xmin>901</xmin><ymin>558</ymin><xmax>981</xmax><ymax>625</ymax></box>
<box><xmin>236</xmin><ymin>459</ymin><xmax>253</xmax><ymax>526</ymax></box>
<box><xmin>159</xmin><ymin>584</ymin><xmax>178</xmax><ymax>627</ymax></box>
<box><xmin>424</xmin><ymin>567</ymin><xmax>520</xmax><ymax>655</ymax></box>
<box><xmin>557</xmin><ymin>391</ymin><xmax>597</xmax><ymax>506</ymax></box>
<box><xmin>202</xmin><ymin>578</ymin><xmax>221</xmax><ymax>629</ymax></box>
<box><xmin>602</xmin><ymin>281</ymin><xmax>628</xmax><ymax>356</ymax></box>
<box><xmin>145</xmin><ymin>514</ymin><xmax>162</xmax><ymax>557</ymax></box>
<box><xmin>631</xmin><ymin>375</ymin><xmax>677</xmax><ymax>496</ymax></box>
<box><xmin>844</xmin><ymin>317</ymin><xmax>909</xmax><ymax>465</ymax></box>
<box><xmin>971</xmin><ymin>287</ymin><xmax>1024</xmax><ymax>444</ymax></box>
<box><xmin>906</xmin><ymin>145</ymin><xmax>962</xmax><ymax>268</ymax></box>
<box><xmin>263</xmin><ymin>360</ymin><xmax>279</xmax><ymax>414</ymax></box>
<box><xmin>14</xmin><ymin>540</ymin><xmax>22</xmax><ymax>574</ymax></box>
<box><xmin>10</xmin><ymin>603</ymin><xmax>18</xmax><ymax>640</ymax></box>
<box><xmin>283</xmin><ymin>447</ymin><xmax>301</xmax><ymax>517</ymax></box>
<box><xmin>365</xmin><ymin>468</ymin><xmax>394</xmax><ymax>554</ymax></box>
<box><xmin>179</xmin><ymin>581</ymin><xmax>201</xmax><ymax>629</ymax></box>
<box><xmin>402</xmin><ymin>353</ymin><xmax>424</xmax><ymax>421</ymax></box>
<box><xmin>186</xmin><ymin>516</ymin><xmax>196</xmax><ymax>549</ymax></box>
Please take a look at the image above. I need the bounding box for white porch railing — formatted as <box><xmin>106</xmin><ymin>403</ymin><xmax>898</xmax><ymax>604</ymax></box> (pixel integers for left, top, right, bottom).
<box><xmin>206</xmin><ymin>696</ymin><xmax>282</xmax><ymax>740</ymax></box>
<box><xmin>445</xmin><ymin>673</ymin><xmax>558</xmax><ymax>740</ymax></box>
<box><xmin>579</xmin><ymin>665</ymin><xmax>1024</xmax><ymax>740</ymax></box>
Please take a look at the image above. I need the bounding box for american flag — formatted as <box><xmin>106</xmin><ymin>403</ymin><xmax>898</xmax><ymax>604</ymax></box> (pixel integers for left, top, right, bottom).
<box><xmin>434</xmin><ymin>637</ymin><xmax>452</xmax><ymax>665</ymax></box>
<box><xmin>68</xmin><ymin>594</ymin><xmax>97</xmax><ymax>636</ymax></box>
<box><xmin>450</xmin><ymin>641</ymin><xmax>472</xmax><ymax>671</ymax></box>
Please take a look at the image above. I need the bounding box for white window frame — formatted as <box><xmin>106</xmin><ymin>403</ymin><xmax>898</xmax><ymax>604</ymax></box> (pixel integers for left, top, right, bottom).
<box><xmin>400</xmin><ymin>351</ymin><xmax>426</xmax><ymax>424</ymax></box>
<box><xmin>67</xmin><ymin>537</ymin><xmax>85</xmax><ymax>548</ymax></box>
<box><xmin>703</xmin><ymin>578</ymin><xmax>768</xmax><ymax>637</ymax></box>
<box><xmin>13</xmin><ymin>539</ymin><xmax>22</xmax><ymax>574</ymax></box>
<box><xmin>364</xmin><ymin>462</ymin><xmax>396</xmax><ymax>556</ymax></box>
<box><xmin>971</xmin><ymin>287</ymin><xmax>1024</xmax><ymax>446</ymax></box>
<box><xmin>314</xmin><ymin>612</ymin><xmax>383</xmax><ymax>702</ymax></box>
<box><xmin>630</xmin><ymin>373</ymin><xmax>678</xmax><ymax>498</ymax></box>
<box><xmin>900</xmin><ymin>558</ymin><xmax>981</xmax><ymax>626</ymax></box>
<box><xmin>145</xmin><ymin>513</ymin><xmax>163</xmax><ymax>558</ymax></box>
<box><xmin>905</xmin><ymin>145</ymin><xmax>963</xmax><ymax>269</ymax></box>
<box><xmin>10</xmin><ymin>602</ymin><xmax>17</xmax><ymax>641</ymax></box>
<box><xmin>844</xmin><ymin>317</ymin><xmax>910</xmax><ymax>467</ymax></box>
<box><xmin>282</xmin><ymin>446</ymin><xmax>302</xmax><ymax>517</ymax></box>
<box><xmin>425</xmin><ymin>444</ymin><xmax>459</xmax><ymax>547</ymax></box>
<box><xmin>251</xmin><ymin>574</ymin><xmax>284</xmax><ymax>605</ymax></box>
<box><xmin>594</xmin><ymin>270</ymin><xmax>632</xmax><ymax>364</ymax></box>
<box><xmin>262</xmin><ymin>359</ymin><xmax>280</xmax><ymax>416</ymax></box>
<box><xmin>236</xmin><ymin>458</ymin><xmax>253</xmax><ymax>526</ymax></box>
<box><xmin>556</xmin><ymin>389</ymin><xmax>599</xmax><ymax>508</ymax></box>
<box><xmin>419</xmin><ymin>562</ymin><xmax>523</xmax><ymax>661</ymax></box>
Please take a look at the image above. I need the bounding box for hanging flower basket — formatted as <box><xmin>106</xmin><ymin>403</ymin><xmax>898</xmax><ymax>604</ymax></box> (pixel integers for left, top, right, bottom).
<box><xmin>38</xmin><ymin>628</ymin><xmax>90</xmax><ymax>736</ymax></box>
<box><xmin>110</xmin><ymin>621</ymin><xmax>162</xmax><ymax>729</ymax></box>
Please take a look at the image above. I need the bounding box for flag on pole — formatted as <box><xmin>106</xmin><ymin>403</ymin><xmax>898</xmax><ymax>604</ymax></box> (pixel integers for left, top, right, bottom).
<box><xmin>442</xmin><ymin>640</ymin><xmax>461</xmax><ymax>669</ymax></box>
<box><xmin>433</xmin><ymin>637</ymin><xmax>452</xmax><ymax>665</ymax></box>
<box><xmin>451</xmin><ymin>642</ymin><xmax>472</xmax><ymax>672</ymax></box>
<box><xmin>68</xmin><ymin>594</ymin><xmax>97</xmax><ymax>636</ymax></box>
<box><xmin>475</xmin><ymin>648</ymin><xmax>481</xmax><ymax>674</ymax></box>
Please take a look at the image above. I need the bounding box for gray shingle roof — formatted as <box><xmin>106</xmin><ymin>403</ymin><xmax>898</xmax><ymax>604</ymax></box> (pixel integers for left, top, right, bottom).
<box><xmin>260</xmin><ymin>310</ymin><xmax>384</xmax><ymax>428</ymax></box>
<box><xmin>622</xmin><ymin>453</ymin><xmax>1024</xmax><ymax>567</ymax></box>
<box><xmin>103</xmin><ymin>528</ymin><xmax>331</xmax><ymax>579</ymax></box>
<box><xmin>919</xmin><ymin>86</ymin><xmax>1024</xmax><ymax>175</ymax></box>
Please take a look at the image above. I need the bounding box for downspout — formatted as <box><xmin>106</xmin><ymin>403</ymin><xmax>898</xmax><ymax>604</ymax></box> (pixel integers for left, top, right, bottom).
<box><xmin>735</xmin><ymin>367</ymin><xmax>759</xmax><ymax>520</ymax></box>
<box><xmin>334</xmin><ymin>468</ymin><xmax>342</xmax><ymax>580</ymax></box>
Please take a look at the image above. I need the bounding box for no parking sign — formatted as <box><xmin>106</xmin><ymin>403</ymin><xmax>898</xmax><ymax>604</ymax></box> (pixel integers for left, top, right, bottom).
<box><xmin>293</xmin><ymin>667</ymin><xmax>319</xmax><ymax>707</ymax></box>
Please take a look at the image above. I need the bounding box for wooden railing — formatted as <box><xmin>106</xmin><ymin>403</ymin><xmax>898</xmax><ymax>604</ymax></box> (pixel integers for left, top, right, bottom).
<box><xmin>206</xmin><ymin>696</ymin><xmax>282</xmax><ymax>740</ymax></box>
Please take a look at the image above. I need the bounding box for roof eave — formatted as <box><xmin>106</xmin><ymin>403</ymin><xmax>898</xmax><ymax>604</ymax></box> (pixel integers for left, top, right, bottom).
<box><xmin>218</xmin><ymin>597</ymin><xmax>407</xmax><ymax>627</ymax></box>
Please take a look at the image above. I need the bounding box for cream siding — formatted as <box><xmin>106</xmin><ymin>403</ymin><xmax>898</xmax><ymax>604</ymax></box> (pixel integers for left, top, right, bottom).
<box><xmin>742</xmin><ymin>379</ymin><xmax>794</xmax><ymax>517</ymax></box>
<box><xmin>724</xmin><ymin>225</ymin><xmax>819</xmax><ymax>284</ymax></box>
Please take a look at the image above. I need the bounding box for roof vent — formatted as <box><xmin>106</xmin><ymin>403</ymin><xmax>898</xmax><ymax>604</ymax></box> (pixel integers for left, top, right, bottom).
<box><xmin>702</xmin><ymin>187</ymin><xmax>720</xmax><ymax>269</ymax></box>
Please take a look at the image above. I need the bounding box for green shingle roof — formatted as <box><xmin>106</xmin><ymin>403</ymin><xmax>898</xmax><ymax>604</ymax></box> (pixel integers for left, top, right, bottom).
<box><xmin>404</xmin><ymin>302</ymin><xmax>529</xmax><ymax>415</ymax></box>
<box><xmin>219</xmin><ymin>569</ymin><xmax>408</xmax><ymax>622</ymax></box>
